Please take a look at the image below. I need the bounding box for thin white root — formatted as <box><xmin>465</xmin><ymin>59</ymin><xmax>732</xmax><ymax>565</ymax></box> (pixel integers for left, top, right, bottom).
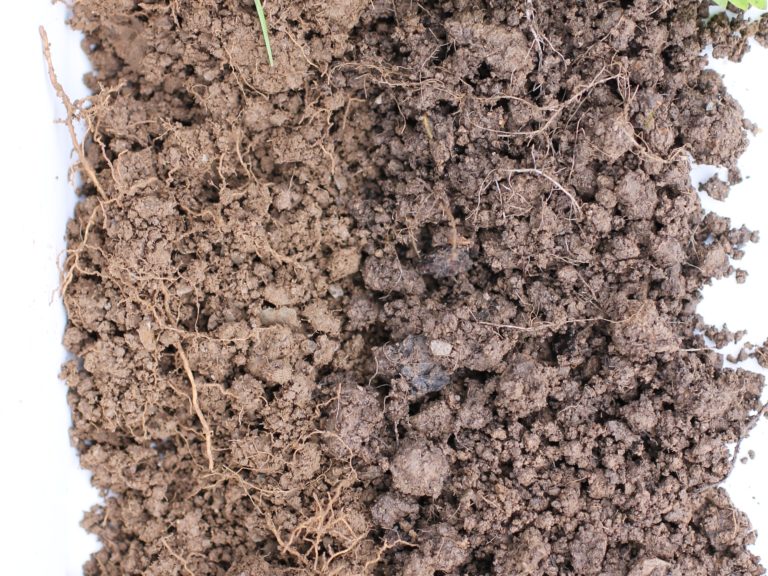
<box><xmin>476</xmin><ymin>167</ymin><xmax>583</xmax><ymax>219</ymax></box>
<box><xmin>504</xmin><ymin>168</ymin><xmax>583</xmax><ymax>215</ymax></box>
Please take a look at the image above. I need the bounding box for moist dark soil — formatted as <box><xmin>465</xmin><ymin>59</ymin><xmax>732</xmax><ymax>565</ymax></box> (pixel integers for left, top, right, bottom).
<box><xmin>59</xmin><ymin>1</ymin><xmax>767</xmax><ymax>574</ymax></box>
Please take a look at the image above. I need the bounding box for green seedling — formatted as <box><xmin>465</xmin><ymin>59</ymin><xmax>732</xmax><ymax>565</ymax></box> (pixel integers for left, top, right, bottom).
<box><xmin>254</xmin><ymin>0</ymin><xmax>274</xmax><ymax>67</ymax></box>
<box><xmin>713</xmin><ymin>0</ymin><xmax>767</xmax><ymax>10</ymax></box>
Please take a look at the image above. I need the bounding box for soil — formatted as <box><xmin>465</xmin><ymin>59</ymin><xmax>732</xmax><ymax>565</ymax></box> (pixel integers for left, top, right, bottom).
<box><xmin>57</xmin><ymin>1</ymin><xmax>768</xmax><ymax>575</ymax></box>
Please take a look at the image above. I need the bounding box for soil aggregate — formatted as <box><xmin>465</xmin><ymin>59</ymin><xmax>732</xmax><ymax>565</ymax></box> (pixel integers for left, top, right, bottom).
<box><xmin>57</xmin><ymin>1</ymin><xmax>768</xmax><ymax>574</ymax></box>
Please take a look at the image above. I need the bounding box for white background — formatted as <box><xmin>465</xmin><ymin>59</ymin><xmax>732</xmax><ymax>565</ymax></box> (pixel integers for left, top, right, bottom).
<box><xmin>0</xmin><ymin>3</ymin><xmax>100</xmax><ymax>575</ymax></box>
<box><xmin>702</xmin><ymin>33</ymin><xmax>768</xmax><ymax>566</ymax></box>
<box><xmin>0</xmin><ymin>3</ymin><xmax>765</xmax><ymax>575</ymax></box>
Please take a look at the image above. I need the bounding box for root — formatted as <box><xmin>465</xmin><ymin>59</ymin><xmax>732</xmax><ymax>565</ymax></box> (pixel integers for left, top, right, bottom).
<box><xmin>507</xmin><ymin>168</ymin><xmax>582</xmax><ymax>215</ymax></box>
<box><xmin>161</xmin><ymin>538</ymin><xmax>197</xmax><ymax>576</ymax></box>
<box><xmin>474</xmin><ymin>166</ymin><xmax>582</xmax><ymax>222</ymax></box>
<box><xmin>525</xmin><ymin>0</ymin><xmax>564</xmax><ymax>69</ymax></box>
<box><xmin>268</xmin><ymin>481</ymin><xmax>369</xmax><ymax>573</ymax></box>
<box><xmin>176</xmin><ymin>341</ymin><xmax>215</xmax><ymax>472</ymax></box>
<box><xmin>476</xmin><ymin>302</ymin><xmax>648</xmax><ymax>333</ymax></box>
<box><xmin>437</xmin><ymin>187</ymin><xmax>471</xmax><ymax>254</ymax></box>
<box><xmin>525</xmin><ymin>0</ymin><xmax>544</xmax><ymax>69</ymax></box>
<box><xmin>42</xmin><ymin>27</ymin><xmax>123</xmax><ymax>298</ymax></box>
<box><xmin>697</xmin><ymin>399</ymin><xmax>768</xmax><ymax>494</ymax></box>
<box><xmin>477</xmin><ymin>315</ymin><xmax>606</xmax><ymax>334</ymax></box>
<box><xmin>754</xmin><ymin>346</ymin><xmax>768</xmax><ymax>366</ymax></box>
<box><xmin>212</xmin><ymin>465</ymin><xmax>296</xmax><ymax>499</ymax></box>
<box><xmin>469</xmin><ymin>67</ymin><xmax>619</xmax><ymax>140</ymax></box>
<box><xmin>60</xmin><ymin>200</ymin><xmax>105</xmax><ymax>296</ymax></box>
<box><xmin>39</xmin><ymin>27</ymin><xmax>107</xmax><ymax>200</ymax></box>
<box><xmin>363</xmin><ymin>536</ymin><xmax>418</xmax><ymax>573</ymax></box>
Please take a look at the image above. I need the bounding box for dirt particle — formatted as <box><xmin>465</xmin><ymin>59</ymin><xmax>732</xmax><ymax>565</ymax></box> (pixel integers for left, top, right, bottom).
<box><xmin>627</xmin><ymin>558</ymin><xmax>671</xmax><ymax>576</ymax></box>
<box><xmin>402</xmin><ymin>524</ymin><xmax>469</xmax><ymax>576</ymax></box>
<box><xmin>370</xmin><ymin>492</ymin><xmax>418</xmax><ymax>529</ymax></box>
<box><xmin>390</xmin><ymin>440</ymin><xmax>449</xmax><ymax>499</ymax></box>
<box><xmin>302</xmin><ymin>301</ymin><xmax>341</xmax><ymax>335</ymax></box>
<box><xmin>329</xmin><ymin>247</ymin><xmax>361</xmax><ymax>281</ymax></box>
<box><xmin>570</xmin><ymin>525</ymin><xmax>608</xmax><ymax>575</ymax></box>
<box><xmin>701</xmin><ymin>175</ymin><xmax>730</xmax><ymax>201</ymax></box>
<box><xmin>493</xmin><ymin>527</ymin><xmax>550</xmax><ymax>576</ymax></box>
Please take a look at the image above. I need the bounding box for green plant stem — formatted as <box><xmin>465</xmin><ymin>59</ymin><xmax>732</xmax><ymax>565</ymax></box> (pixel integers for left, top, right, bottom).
<box><xmin>254</xmin><ymin>0</ymin><xmax>274</xmax><ymax>67</ymax></box>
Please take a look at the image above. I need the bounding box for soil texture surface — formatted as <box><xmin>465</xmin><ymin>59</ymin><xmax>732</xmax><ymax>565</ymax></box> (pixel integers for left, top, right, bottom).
<box><xmin>59</xmin><ymin>1</ymin><xmax>767</xmax><ymax>574</ymax></box>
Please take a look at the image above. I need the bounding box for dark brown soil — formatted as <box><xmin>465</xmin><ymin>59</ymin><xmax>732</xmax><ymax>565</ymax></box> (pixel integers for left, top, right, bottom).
<box><xmin>58</xmin><ymin>1</ymin><xmax>767</xmax><ymax>574</ymax></box>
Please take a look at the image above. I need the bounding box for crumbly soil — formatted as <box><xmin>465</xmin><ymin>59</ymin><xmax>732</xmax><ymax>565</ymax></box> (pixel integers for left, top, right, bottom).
<box><xmin>60</xmin><ymin>1</ymin><xmax>767</xmax><ymax>575</ymax></box>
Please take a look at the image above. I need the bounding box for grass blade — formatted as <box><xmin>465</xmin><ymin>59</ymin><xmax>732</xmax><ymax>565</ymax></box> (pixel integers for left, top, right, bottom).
<box><xmin>254</xmin><ymin>0</ymin><xmax>274</xmax><ymax>67</ymax></box>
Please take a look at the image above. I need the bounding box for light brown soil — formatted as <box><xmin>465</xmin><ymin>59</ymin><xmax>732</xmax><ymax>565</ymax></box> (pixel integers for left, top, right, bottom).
<box><xmin>57</xmin><ymin>1</ymin><xmax>766</xmax><ymax>574</ymax></box>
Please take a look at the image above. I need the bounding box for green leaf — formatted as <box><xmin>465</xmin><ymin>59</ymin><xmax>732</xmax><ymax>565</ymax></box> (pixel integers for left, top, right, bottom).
<box><xmin>254</xmin><ymin>0</ymin><xmax>274</xmax><ymax>67</ymax></box>
<box><xmin>751</xmin><ymin>0</ymin><xmax>767</xmax><ymax>9</ymax></box>
<box><xmin>712</xmin><ymin>0</ymin><xmax>729</xmax><ymax>6</ymax></box>
<box><xmin>730</xmin><ymin>0</ymin><xmax>750</xmax><ymax>9</ymax></box>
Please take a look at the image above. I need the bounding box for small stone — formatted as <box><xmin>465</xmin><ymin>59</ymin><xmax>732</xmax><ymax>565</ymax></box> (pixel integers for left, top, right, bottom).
<box><xmin>137</xmin><ymin>322</ymin><xmax>156</xmax><ymax>352</ymax></box>
<box><xmin>421</xmin><ymin>248</ymin><xmax>472</xmax><ymax>279</ymax></box>
<box><xmin>430</xmin><ymin>340</ymin><xmax>453</xmax><ymax>357</ymax></box>
<box><xmin>259</xmin><ymin>307</ymin><xmax>300</xmax><ymax>329</ymax></box>
<box><xmin>377</xmin><ymin>336</ymin><xmax>451</xmax><ymax>395</ymax></box>
<box><xmin>328</xmin><ymin>284</ymin><xmax>344</xmax><ymax>299</ymax></box>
